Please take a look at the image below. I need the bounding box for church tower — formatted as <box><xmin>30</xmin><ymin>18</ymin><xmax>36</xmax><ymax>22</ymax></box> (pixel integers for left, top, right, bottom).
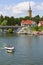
<box><xmin>28</xmin><ymin>3</ymin><xmax>32</xmax><ymax>17</ymax></box>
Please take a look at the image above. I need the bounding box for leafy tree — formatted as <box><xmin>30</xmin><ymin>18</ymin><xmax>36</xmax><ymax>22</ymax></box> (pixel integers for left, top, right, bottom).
<box><xmin>9</xmin><ymin>16</ymin><xmax>15</xmax><ymax>25</ymax></box>
<box><xmin>0</xmin><ymin>15</ymin><xmax>4</xmax><ymax>25</ymax></box>
<box><xmin>0</xmin><ymin>15</ymin><xmax>4</xmax><ymax>21</ymax></box>
<box><xmin>33</xmin><ymin>15</ymin><xmax>40</xmax><ymax>24</ymax></box>
<box><xmin>24</xmin><ymin>16</ymin><xmax>32</xmax><ymax>20</ymax></box>
<box><xmin>40</xmin><ymin>16</ymin><xmax>43</xmax><ymax>21</ymax></box>
<box><xmin>4</xmin><ymin>16</ymin><xmax>15</xmax><ymax>26</ymax></box>
<box><xmin>1</xmin><ymin>20</ymin><xmax>7</xmax><ymax>26</ymax></box>
<box><xmin>15</xmin><ymin>18</ymin><xmax>21</xmax><ymax>25</ymax></box>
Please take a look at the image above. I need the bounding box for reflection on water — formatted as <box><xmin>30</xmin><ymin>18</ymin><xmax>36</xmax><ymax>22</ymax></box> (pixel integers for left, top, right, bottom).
<box><xmin>5</xmin><ymin>51</ymin><xmax>15</xmax><ymax>55</ymax></box>
<box><xmin>0</xmin><ymin>34</ymin><xmax>43</xmax><ymax>65</ymax></box>
<box><xmin>0</xmin><ymin>33</ymin><xmax>18</xmax><ymax>37</ymax></box>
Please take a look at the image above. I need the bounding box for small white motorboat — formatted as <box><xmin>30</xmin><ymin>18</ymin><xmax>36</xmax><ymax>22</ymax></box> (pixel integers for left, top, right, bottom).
<box><xmin>4</xmin><ymin>46</ymin><xmax>14</xmax><ymax>53</ymax></box>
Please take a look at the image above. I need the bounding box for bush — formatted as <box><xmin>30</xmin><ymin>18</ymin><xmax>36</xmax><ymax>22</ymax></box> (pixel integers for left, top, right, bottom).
<box><xmin>7</xmin><ymin>29</ymin><xmax>13</xmax><ymax>33</ymax></box>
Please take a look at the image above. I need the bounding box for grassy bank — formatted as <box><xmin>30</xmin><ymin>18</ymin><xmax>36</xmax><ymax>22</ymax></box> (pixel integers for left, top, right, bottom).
<box><xmin>30</xmin><ymin>26</ymin><xmax>43</xmax><ymax>31</ymax></box>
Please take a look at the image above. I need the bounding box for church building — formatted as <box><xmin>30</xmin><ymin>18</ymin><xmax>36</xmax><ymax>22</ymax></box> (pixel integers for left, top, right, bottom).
<box><xmin>21</xmin><ymin>3</ymin><xmax>34</xmax><ymax>26</ymax></box>
<box><xmin>28</xmin><ymin>3</ymin><xmax>32</xmax><ymax>17</ymax></box>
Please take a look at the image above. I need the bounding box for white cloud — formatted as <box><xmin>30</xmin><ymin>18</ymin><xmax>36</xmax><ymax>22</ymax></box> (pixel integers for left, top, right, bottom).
<box><xmin>2</xmin><ymin>1</ymin><xmax>35</xmax><ymax>15</ymax></box>
<box><xmin>4</xmin><ymin>6</ymin><xmax>11</xmax><ymax>10</ymax></box>
<box><xmin>0</xmin><ymin>1</ymin><xmax>37</xmax><ymax>16</ymax></box>
<box><xmin>0</xmin><ymin>11</ymin><xmax>7</xmax><ymax>16</ymax></box>
<box><xmin>0</xmin><ymin>11</ymin><xmax>3</xmax><ymax>14</ymax></box>
<box><xmin>0</xmin><ymin>1</ymin><xmax>43</xmax><ymax>17</ymax></box>
<box><xmin>12</xmin><ymin>1</ymin><xmax>36</xmax><ymax>14</ymax></box>
<box><xmin>35</xmin><ymin>2</ymin><xmax>43</xmax><ymax>10</ymax></box>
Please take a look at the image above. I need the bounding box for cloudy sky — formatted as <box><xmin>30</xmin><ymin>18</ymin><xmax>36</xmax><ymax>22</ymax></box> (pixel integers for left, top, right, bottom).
<box><xmin>0</xmin><ymin>0</ymin><xmax>43</xmax><ymax>17</ymax></box>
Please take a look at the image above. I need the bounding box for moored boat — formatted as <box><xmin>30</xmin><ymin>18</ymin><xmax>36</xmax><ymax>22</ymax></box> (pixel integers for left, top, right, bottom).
<box><xmin>4</xmin><ymin>46</ymin><xmax>14</xmax><ymax>53</ymax></box>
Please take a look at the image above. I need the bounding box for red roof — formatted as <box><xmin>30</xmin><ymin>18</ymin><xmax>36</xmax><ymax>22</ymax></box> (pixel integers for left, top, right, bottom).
<box><xmin>21</xmin><ymin>20</ymin><xmax>32</xmax><ymax>25</ymax></box>
<box><xmin>39</xmin><ymin>21</ymin><xmax>43</xmax><ymax>26</ymax></box>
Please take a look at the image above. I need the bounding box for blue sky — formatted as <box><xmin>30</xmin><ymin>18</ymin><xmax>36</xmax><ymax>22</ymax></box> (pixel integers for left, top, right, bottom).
<box><xmin>0</xmin><ymin>0</ymin><xmax>43</xmax><ymax>17</ymax></box>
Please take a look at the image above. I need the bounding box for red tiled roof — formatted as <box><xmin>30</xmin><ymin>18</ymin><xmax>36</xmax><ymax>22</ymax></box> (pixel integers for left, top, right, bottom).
<box><xmin>21</xmin><ymin>20</ymin><xmax>32</xmax><ymax>25</ymax></box>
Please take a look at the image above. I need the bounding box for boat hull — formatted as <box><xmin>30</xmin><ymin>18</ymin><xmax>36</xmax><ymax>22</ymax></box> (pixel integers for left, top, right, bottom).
<box><xmin>4</xmin><ymin>46</ymin><xmax>14</xmax><ymax>53</ymax></box>
<box><xmin>6</xmin><ymin>49</ymin><xmax>14</xmax><ymax>53</ymax></box>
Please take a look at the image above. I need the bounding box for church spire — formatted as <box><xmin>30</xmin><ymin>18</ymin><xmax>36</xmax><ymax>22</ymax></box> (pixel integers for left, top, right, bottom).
<box><xmin>29</xmin><ymin>2</ymin><xmax>31</xmax><ymax>10</ymax></box>
<box><xmin>28</xmin><ymin>2</ymin><xmax>32</xmax><ymax>17</ymax></box>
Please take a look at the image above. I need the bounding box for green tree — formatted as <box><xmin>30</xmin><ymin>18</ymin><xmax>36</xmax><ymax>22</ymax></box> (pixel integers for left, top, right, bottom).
<box><xmin>33</xmin><ymin>15</ymin><xmax>40</xmax><ymax>24</ymax></box>
<box><xmin>40</xmin><ymin>16</ymin><xmax>43</xmax><ymax>21</ymax></box>
<box><xmin>24</xmin><ymin>16</ymin><xmax>32</xmax><ymax>20</ymax></box>
<box><xmin>1</xmin><ymin>20</ymin><xmax>7</xmax><ymax>26</ymax></box>
<box><xmin>9</xmin><ymin>16</ymin><xmax>15</xmax><ymax>25</ymax></box>
<box><xmin>15</xmin><ymin>18</ymin><xmax>21</xmax><ymax>25</ymax></box>
<box><xmin>0</xmin><ymin>15</ymin><xmax>4</xmax><ymax>25</ymax></box>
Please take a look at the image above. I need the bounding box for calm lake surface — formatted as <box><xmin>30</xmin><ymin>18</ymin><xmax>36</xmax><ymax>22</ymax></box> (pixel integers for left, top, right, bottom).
<box><xmin>0</xmin><ymin>34</ymin><xmax>43</xmax><ymax>65</ymax></box>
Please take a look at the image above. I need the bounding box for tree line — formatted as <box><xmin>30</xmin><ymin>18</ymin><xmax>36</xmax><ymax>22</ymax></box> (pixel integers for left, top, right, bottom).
<box><xmin>0</xmin><ymin>15</ymin><xmax>43</xmax><ymax>26</ymax></box>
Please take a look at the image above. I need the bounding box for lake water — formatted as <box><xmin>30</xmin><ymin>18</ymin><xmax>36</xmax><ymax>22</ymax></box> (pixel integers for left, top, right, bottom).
<box><xmin>0</xmin><ymin>34</ymin><xmax>43</xmax><ymax>65</ymax></box>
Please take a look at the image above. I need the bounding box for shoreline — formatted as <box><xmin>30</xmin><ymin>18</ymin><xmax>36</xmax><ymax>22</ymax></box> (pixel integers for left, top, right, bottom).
<box><xmin>17</xmin><ymin>31</ymin><xmax>43</xmax><ymax>35</ymax></box>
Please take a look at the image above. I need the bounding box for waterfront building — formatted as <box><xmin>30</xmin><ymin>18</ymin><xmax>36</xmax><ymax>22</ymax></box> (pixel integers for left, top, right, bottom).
<box><xmin>21</xmin><ymin>20</ymin><xmax>35</xmax><ymax>26</ymax></box>
<box><xmin>21</xmin><ymin>3</ymin><xmax>36</xmax><ymax>27</ymax></box>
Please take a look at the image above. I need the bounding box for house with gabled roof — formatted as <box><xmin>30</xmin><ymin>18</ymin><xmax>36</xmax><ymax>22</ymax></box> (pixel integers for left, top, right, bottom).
<box><xmin>21</xmin><ymin>20</ymin><xmax>36</xmax><ymax>26</ymax></box>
